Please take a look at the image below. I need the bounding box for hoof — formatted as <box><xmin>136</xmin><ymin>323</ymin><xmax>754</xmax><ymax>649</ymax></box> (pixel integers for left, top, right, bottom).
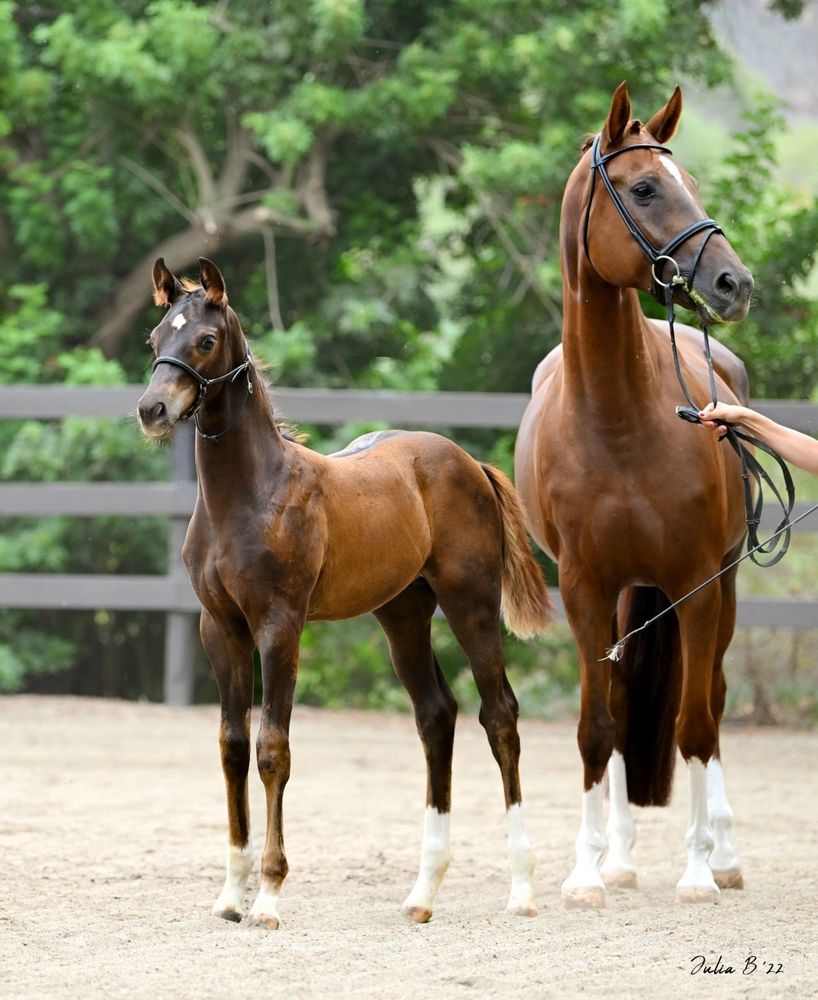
<box><xmin>561</xmin><ymin>886</ymin><xmax>605</xmax><ymax>910</ymax></box>
<box><xmin>402</xmin><ymin>905</ymin><xmax>432</xmax><ymax>924</ymax></box>
<box><xmin>677</xmin><ymin>885</ymin><xmax>720</xmax><ymax>905</ymax></box>
<box><xmin>212</xmin><ymin>907</ymin><xmax>242</xmax><ymax>923</ymax></box>
<box><xmin>712</xmin><ymin>868</ymin><xmax>744</xmax><ymax>890</ymax></box>
<box><xmin>603</xmin><ymin>869</ymin><xmax>638</xmax><ymax>890</ymax></box>
<box><xmin>507</xmin><ymin>904</ymin><xmax>538</xmax><ymax>918</ymax></box>
<box><xmin>246</xmin><ymin>913</ymin><xmax>281</xmax><ymax>930</ymax></box>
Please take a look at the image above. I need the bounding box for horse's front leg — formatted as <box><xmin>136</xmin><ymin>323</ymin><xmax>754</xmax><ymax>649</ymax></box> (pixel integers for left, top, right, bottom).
<box><xmin>561</xmin><ymin>577</ymin><xmax>617</xmax><ymax>909</ymax></box>
<box><xmin>675</xmin><ymin>585</ymin><xmax>722</xmax><ymax>904</ymax></box>
<box><xmin>246</xmin><ymin>607</ymin><xmax>305</xmax><ymax>930</ymax></box>
<box><xmin>200</xmin><ymin>610</ymin><xmax>256</xmax><ymax>922</ymax></box>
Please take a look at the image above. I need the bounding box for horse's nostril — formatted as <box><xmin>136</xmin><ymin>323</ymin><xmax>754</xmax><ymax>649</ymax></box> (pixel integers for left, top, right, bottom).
<box><xmin>153</xmin><ymin>401</ymin><xmax>166</xmax><ymax>422</ymax></box>
<box><xmin>138</xmin><ymin>399</ymin><xmax>167</xmax><ymax>426</ymax></box>
<box><xmin>715</xmin><ymin>270</ymin><xmax>739</xmax><ymax>300</ymax></box>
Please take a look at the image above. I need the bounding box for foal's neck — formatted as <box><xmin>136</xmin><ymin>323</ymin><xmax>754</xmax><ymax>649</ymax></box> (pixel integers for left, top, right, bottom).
<box><xmin>193</xmin><ymin>362</ymin><xmax>286</xmax><ymax>515</ymax></box>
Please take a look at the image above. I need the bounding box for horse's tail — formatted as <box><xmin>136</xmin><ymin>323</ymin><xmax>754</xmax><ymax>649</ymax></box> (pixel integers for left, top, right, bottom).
<box><xmin>615</xmin><ymin>586</ymin><xmax>682</xmax><ymax>807</ymax></box>
<box><xmin>481</xmin><ymin>463</ymin><xmax>553</xmax><ymax>639</ymax></box>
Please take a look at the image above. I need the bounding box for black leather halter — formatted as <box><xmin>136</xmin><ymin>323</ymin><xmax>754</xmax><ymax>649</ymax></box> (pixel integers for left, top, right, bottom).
<box><xmin>582</xmin><ymin>133</ymin><xmax>723</xmax><ymax>300</ymax></box>
<box><xmin>152</xmin><ymin>353</ymin><xmax>253</xmax><ymax>442</ymax></box>
<box><xmin>582</xmin><ymin>132</ymin><xmax>794</xmax><ymax>568</ymax></box>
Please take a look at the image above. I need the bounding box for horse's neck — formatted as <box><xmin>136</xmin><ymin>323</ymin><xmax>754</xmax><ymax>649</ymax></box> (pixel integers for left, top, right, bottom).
<box><xmin>561</xmin><ymin>272</ymin><xmax>660</xmax><ymax>408</ymax></box>
<box><xmin>194</xmin><ymin>376</ymin><xmax>285</xmax><ymax>516</ymax></box>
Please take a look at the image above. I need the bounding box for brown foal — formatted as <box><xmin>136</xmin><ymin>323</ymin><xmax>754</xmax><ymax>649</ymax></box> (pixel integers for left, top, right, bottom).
<box><xmin>137</xmin><ymin>257</ymin><xmax>551</xmax><ymax>928</ymax></box>
<box><xmin>515</xmin><ymin>83</ymin><xmax>754</xmax><ymax>906</ymax></box>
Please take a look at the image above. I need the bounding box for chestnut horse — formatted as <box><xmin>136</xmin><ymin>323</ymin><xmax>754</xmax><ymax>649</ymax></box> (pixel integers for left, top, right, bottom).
<box><xmin>137</xmin><ymin>258</ymin><xmax>551</xmax><ymax>928</ymax></box>
<box><xmin>515</xmin><ymin>84</ymin><xmax>754</xmax><ymax>906</ymax></box>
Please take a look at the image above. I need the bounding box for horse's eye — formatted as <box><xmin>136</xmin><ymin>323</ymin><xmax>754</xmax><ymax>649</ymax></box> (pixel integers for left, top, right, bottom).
<box><xmin>631</xmin><ymin>183</ymin><xmax>654</xmax><ymax>202</ymax></box>
<box><xmin>199</xmin><ymin>335</ymin><xmax>216</xmax><ymax>352</ymax></box>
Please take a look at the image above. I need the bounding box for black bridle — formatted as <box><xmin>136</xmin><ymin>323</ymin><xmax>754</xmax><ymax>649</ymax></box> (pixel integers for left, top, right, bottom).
<box><xmin>583</xmin><ymin>132</ymin><xmax>793</xmax><ymax>568</ymax></box>
<box><xmin>152</xmin><ymin>352</ymin><xmax>254</xmax><ymax>443</ymax></box>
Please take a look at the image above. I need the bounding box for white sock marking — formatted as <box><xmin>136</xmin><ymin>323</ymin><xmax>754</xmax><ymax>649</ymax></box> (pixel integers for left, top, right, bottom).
<box><xmin>707</xmin><ymin>758</ymin><xmax>740</xmax><ymax>873</ymax></box>
<box><xmin>562</xmin><ymin>779</ymin><xmax>607</xmax><ymax>897</ymax></box>
<box><xmin>212</xmin><ymin>842</ymin><xmax>254</xmax><ymax>916</ymax></box>
<box><xmin>677</xmin><ymin>758</ymin><xmax>719</xmax><ymax>898</ymax></box>
<box><xmin>403</xmin><ymin>807</ymin><xmax>450</xmax><ymax>916</ymax></box>
<box><xmin>506</xmin><ymin>804</ymin><xmax>537</xmax><ymax>913</ymax></box>
<box><xmin>602</xmin><ymin>750</ymin><xmax>637</xmax><ymax>878</ymax></box>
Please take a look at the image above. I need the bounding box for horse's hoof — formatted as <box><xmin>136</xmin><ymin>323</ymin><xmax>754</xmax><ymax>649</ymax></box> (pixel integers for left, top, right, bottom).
<box><xmin>676</xmin><ymin>885</ymin><xmax>720</xmax><ymax>904</ymax></box>
<box><xmin>507</xmin><ymin>904</ymin><xmax>539</xmax><ymax>918</ymax></box>
<box><xmin>603</xmin><ymin>869</ymin><xmax>638</xmax><ymax>890</ymax></box>
<box><xmin>212</xmin><ymin>907</ymin><xmax>242</xmax><ymax>923</ymax></box>
<box><xmin>246</xmin><ymin>913</ymin><xmax>281</xmax><ymax>930</ymax></box>
<box><xmin>561</xmin><ymin>886</ymin><xmax>605</xmax><ymax>910</ymax></box>
<box><xmin>712</xmin><ymin>868</ymin><xmax>744</xmax><ymax>890</ymax></box>
<box><xmin>402</xmin><ymin>905</ymin><xmax>432</xmax><ymax>924</ymax></box>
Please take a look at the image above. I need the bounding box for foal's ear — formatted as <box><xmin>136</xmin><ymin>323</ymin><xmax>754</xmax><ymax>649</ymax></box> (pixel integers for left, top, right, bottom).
<box><xmin>198</xmin><ymin>257</ymin><xmax>228</xmax><ymax>308</ymax></box>
<box><xmin>152</xmin><ymin>258</ymin><xmax>182</xmax><ymax>308</ymax></box>
<box><xmin>603</xmin><ymin>81</ymin><xmax>631</xmax><ymax>149</ymax></box>
<box><xmin>645</xmin><ymin>86</ymin><xmax>683</xmax><ymax>144</ymax></box>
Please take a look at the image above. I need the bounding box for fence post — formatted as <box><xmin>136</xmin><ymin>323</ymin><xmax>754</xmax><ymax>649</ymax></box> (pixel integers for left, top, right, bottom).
<box><xmin>164</xmin><ymin>422</ymin><xmax>198</xmax><ymax>705</ymax></box>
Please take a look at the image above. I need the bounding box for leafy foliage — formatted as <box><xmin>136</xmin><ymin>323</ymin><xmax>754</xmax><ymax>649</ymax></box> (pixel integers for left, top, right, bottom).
<box><xmin>0</xmin><ymin>1</ymin><xmax>815</xmax><ymax>714</ymax></box>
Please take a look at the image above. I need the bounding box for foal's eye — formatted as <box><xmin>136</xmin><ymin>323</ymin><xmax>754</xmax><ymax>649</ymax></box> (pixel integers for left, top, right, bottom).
<box><xmin>199</xmin><ymin>335</ymin><xmax>216</xmax><ymax>352</ymax></box>
<box><xmin>631</xmin><ymin>183</ymin><xmax>654</xmax><ymax>202</ymax></box>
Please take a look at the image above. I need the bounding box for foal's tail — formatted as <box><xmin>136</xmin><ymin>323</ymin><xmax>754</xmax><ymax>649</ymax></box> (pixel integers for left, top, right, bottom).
<box><xmin>481</xmin><ymin>464</ymin><xmax>553</xmax><ymax>639</ymax></box>
<box><xmin>615</xmin><ymin>586</ymin><xmax>682</xmax><ymax>807</ymax></box>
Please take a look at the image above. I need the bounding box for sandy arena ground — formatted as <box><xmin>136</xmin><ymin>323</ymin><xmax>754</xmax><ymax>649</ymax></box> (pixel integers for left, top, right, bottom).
<box><xmin>1</xmin><ymin>695</ymin><xmax>816</xmax><ymax>998</ymax></box>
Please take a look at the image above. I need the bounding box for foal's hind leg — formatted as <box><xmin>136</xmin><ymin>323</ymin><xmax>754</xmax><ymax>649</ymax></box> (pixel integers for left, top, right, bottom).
<box><xmin>375</xmin><ymin>580</ymin><xmax>456</xmax><ymax>924</ymax></box>
<box><xmin>433</xmin><ymin>581</ymin><xmax>537</xmax><ymax>917</ymax></box>
<box><xmin>200</xmin><ymin>610</ymin><xmax>256</xmax><ymax>921</ymax></box>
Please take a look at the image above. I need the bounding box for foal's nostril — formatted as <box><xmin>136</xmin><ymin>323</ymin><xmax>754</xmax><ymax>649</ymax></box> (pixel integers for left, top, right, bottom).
<box><xmin>138</xmin><ymin>399</ymin><xmax>166</xmax><ymax>426</ymax></box>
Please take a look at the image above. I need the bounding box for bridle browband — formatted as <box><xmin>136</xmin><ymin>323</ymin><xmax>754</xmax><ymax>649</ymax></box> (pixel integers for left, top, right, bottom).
<box><xmin>582</xmin><ymin>133</ymin><xmax>723</xmax><ymax>300</ymax></box>
<box><xmin>152</xmin><ymin>352</ymin><xmax>254</xmax><ymax>442</ymax></box>
<box><xmin>582</xmin><ymin>131</ymin><xmax>794</xmax><ymax>569</ymax></box>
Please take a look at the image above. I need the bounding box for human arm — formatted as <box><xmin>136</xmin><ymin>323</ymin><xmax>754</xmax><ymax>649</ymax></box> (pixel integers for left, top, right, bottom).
<box><xmin>698</xmin><ymin>402</ymin><xmax>818</xmax><ymax>476</ymax></box>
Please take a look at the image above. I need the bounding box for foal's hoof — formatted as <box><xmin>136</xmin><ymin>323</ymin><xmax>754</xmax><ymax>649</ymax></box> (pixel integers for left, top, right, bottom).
<box><xmin>676</xmin><ymin>885</ymin><xmax>720</xmax><ymax>905</ymax></box>
<box><xmin>212</xmin><ymin>906</ymin><xmax>242</xmax><ymax>923</ymax></box>
<box><xmin>603</xmin><ymin>869</ymin><xmax>638</xmax><ymax>890</ymax></box>
<box><xmin>561</xmin><ymin>886</ymin><xmax>605</xmax><ymax>910</ymax></box>
<box><xmin>246</xmin><ymin>913</ymin><xmax>281</xmax><ymax>930</ymax></box>
<box><xmin>712</xmin><ymin>868</ymin><xmax>744</xmax><ymax>890</ymax></box>
<box><xmin>402</xmin><ymin>905</ymin><xmax>432</xmax><ymax>924</ymax></box>
<box><xmin>507</xmin><ymin>904</ymin><xmax>539</xmax><ymax>918</ymax></box>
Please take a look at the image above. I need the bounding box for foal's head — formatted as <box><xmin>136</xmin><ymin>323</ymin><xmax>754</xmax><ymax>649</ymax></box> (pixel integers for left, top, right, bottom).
<box><xmin>137</xmin><ymin>258</ymin><xmax>248</xmax><ymax>440</ymax></box>
<box><xmin>569</xmin><ymin>82</ymin><xmax>753</xmax><ymax>324</ymax></box>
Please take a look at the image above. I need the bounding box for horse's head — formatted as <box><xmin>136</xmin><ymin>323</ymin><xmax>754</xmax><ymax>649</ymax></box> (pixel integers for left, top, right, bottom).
<box><xmin>571</xmin><ymin>82</ymin><xmax>753</xmax><ymax>324</ymax></box>
<box><xmin>137</xmin><ymin>258</ymin><xmax>249</xmax><ymax>440</ymax></box>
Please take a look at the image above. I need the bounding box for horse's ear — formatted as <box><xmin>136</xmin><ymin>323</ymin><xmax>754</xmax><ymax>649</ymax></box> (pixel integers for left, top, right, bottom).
<box><xmin>603</xmin><ymin>81</ymin><xmax>631</xmax><ymax>149</ymax></box>
<box><xmin>645</xmin><ymin>86</ymin><xmax>683</xmax><ymax>144</ymax></box>
<box><xmin>152</xmin><ymin>258</ymin><xmax>181</xmax><ymax>308</ymax></box>
<box><xmin>199</xmin><ymin>257</ymin><xmax>228</xmax><ymax>308</ymax></box>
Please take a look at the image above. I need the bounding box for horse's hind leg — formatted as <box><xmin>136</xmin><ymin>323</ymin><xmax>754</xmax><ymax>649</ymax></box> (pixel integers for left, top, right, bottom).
<box><xmin>375</xmin><ymin>580</ymin><xmax>456</xmax><ymax>924</ymax></box>
<box><xmin>200</xmin><ymin>610</ymin><xmax>256</xmax><ymax>921</ymax></box>
<box><xmin>708</xmin><ymin>567</ymin><xmax>743</xmax><ymax>889</ymax></box>
<box><xmin>433</xmin><ymin>581</ymin><xmax>537</xmax><ymax>917</ymax></box>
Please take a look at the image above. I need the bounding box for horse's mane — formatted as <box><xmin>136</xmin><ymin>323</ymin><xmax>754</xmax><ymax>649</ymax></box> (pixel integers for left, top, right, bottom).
<box><xmin>177</xmin><ymin>277</ymin><xmax>308</xmax><ymax>444</ymax></box>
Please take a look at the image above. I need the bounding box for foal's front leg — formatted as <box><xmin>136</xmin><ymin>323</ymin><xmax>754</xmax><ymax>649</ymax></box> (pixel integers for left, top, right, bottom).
<box><xmin>200</xmin><ymin>611</ymin><xmax>256</xmax><ymax>922</ymax></box>
<box><xmin>246</xmin><ymin>609</ymin><xmax>304</xmax><ymax>930</ymax></box>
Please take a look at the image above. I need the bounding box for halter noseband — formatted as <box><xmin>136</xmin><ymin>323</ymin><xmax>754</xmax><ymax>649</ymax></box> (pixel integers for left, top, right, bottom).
<box><xmin>582</xmin><ymin>133</ymin><xmax>723</xmax><ymax>300</ymax></box>
<box><xmin>152</xmin><ymin>352</ymin><xmax>253</xmax><ymax>442</ymax></box>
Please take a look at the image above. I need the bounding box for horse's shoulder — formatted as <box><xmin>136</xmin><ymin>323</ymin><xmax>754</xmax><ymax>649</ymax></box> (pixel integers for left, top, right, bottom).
<box><xmin>531</xmin><ymin>344</ymin><xmax>563</xmax><ymax>394</ymax></box>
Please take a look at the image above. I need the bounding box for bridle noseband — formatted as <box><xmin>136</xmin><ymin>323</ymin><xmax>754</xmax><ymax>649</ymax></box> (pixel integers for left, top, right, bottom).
<box><xmin>582</xmin><ymin>132</ymin><xmax>794</xmax><ymax>568</ymax></box>
<box><xmin>152</xmin><ymin>352</ymin><xmax>254</xmax><ymax>442</ymax></box>
<box><xmin>582</xmin><ymin>133</ymin><xmax>723</xmax><ymax>300</ymax></box>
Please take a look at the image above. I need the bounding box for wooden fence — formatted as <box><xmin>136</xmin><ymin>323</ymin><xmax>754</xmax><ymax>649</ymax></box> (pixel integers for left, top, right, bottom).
<box><xmin>1</xmin><ymin>385</ymin><xmax>816</xmax><ymax>704</ymax></box>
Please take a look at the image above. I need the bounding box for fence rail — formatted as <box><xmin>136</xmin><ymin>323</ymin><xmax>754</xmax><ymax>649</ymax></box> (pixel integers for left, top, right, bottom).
<box><xmin>1</xmin><ymin>385</ymin><xmax>816</xmax><ymax>703</ymax></box>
